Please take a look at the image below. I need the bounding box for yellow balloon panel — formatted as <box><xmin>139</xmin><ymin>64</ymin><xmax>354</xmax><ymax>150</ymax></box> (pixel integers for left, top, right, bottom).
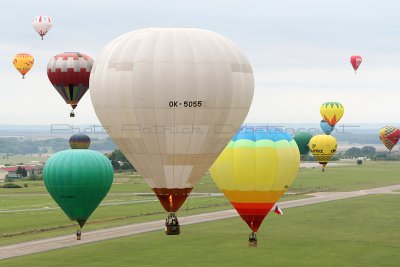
<box><xmin>13</xmin><ymin>53</ymin><xmax>34</xmax><ymax>77</ymax></box>
<box><xmin>308</xmin><ymin>135</ymin><xmax>337</xmax><ymax>164</ymax></box>
<box><xmin>320</xmin><ymin>102</ymin><xmax>344</xmax><ymax>127</ymax></box>
<box><xmin>210</xmin><ymin>136</ymin><xmax>300</xmax><ymax>193</ymax></box>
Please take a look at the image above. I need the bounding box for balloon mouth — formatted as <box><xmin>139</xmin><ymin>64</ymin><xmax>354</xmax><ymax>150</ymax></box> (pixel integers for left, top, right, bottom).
<box><xmin>153</xmin><ymin>188</ymin><xmax>192</xmax><ymax>212</ymax></box>
<box><xmin>231</xmin><ymin>202</ymin><xmax>274</xmax><ymax>232</ymax></box>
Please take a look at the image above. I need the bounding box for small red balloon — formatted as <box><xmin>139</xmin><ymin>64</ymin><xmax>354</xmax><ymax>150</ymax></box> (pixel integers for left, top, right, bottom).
<box><xmin>350</xmin><ymin>55</ymin><xmax>362</xmax><ymax>73</ymax></box>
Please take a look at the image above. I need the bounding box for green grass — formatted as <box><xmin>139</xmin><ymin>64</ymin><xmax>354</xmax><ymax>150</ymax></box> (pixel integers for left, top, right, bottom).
<box><xmin>291</xmin><ymin>161</ymin><xmax>400</xmax><ymax>193</ymax></box>
<box><xmin>0</xmin><ymin>155</ymin><xmax>49</xmax><ymax>165</ymax></box>
<box><xmin>2</xmin><ymin>194</ymin><xmax>399</xmax><ymax>267</ymax></box>
<box><xmin>0</xmin><ymin>161</ymin><xmax>399</xmax><ymax>247</ymax></box>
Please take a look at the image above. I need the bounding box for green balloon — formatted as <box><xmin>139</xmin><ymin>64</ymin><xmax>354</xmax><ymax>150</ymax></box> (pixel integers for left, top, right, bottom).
<box><xmin>293</xmin><ymin>132</ymin><xmax>313</xmax><ymax>156</ymax></box>
<box><xmin>43</xmin><ymin>149</ymin><xmax>114</xmax><ymax>227</ymax></box>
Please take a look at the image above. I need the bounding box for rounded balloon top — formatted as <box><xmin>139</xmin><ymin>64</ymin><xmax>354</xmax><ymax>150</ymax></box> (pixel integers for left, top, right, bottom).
<box><xmin>32</xmin><ymin>15</ymin><xmax>52</xmax><ymax>40</ymax></box>
<box><xmin>210</xmin><ymin>126</ymin><xmax>300</xmax><ymax>233</ymax></box>
<box><xmin>69</xmin><ymin>134</ymin><xmax>91</xmax><ymax>149</ymax></box>
<box><xmin>379</xmin><ymin>126</ymin><xmax>400</xmax><ymax>151</ymax></box>
<box><xmin>43</xmin><ymin>149</ymin><xmax>114</xmax><ymax>228</ymax></box>
<box><xmin>293</xmin><ymin>132</ymin><xmax>313</xmax><ymax>156</ymax></box>
<box><xmin>308</xmin><ymin>134</ymin><xmax>337</xmax><ymax>171</ymax></box>
<box><xmin>13</xmin><ymin>53</ymin><xmax>34</xmax><ymax>78</ymax></box>
<box><xmin>320</xmin><ymin>102</ymin><xmax>344</xmax><ymax>127</ymax></box>
<box><xmin>90</xmin><ymin>27</ymin><xmax>254</xmax><ymax>214</ymax></box>
<box><xmin>47</xmin><ymin>52</ymin><xmax>93</xmax><ymax>116</ymax></box>
<box><xmin>350</xmin><ymin>55</ymin><xmax>362</xmax><ymax>73</ymax></box>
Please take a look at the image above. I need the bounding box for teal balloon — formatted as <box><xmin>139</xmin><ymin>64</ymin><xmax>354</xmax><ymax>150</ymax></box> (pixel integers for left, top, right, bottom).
<box><xmin>320</xmin><ymin>120</ymin><xmax>335</xmax><ymax>135</ymax></box>
<box><xmin>43</xmin><ymin>150</ymin><xmax>114</xmax><ymax>227</ymax></box>
<box><xmin>293</xmin><ymin>132</ymin><xmax>313</xmax><ymax>156</ymax></box>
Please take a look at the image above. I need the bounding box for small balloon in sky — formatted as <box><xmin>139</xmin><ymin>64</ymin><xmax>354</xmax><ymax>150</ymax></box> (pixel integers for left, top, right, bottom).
<box><xmin>32</xmin><ymin>15</ymin><xmax>52</xmax><ymax>40</ymax></box>
<box><xmin>350</xmin><ymin>55</ymin><xmax>362</xmax><ymax>73</ymax></box>
<box><xmin>13</xmin><ymin>53</ymin><xmax>34</xmax><ymax>79</ymax></box>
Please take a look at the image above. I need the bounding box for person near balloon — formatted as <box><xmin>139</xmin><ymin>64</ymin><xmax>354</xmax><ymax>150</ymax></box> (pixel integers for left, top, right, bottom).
<box><xmin>76</xmin><ymin>229</ymin><xmax>82</xmax><ymax>240</ymax></box>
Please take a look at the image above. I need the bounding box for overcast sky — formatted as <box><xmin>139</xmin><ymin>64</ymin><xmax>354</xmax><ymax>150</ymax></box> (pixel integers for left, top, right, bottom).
<box><xmin>1</xmin><ymin>0</ymin><xmax>400</xmax><ymax>125</ymax></box>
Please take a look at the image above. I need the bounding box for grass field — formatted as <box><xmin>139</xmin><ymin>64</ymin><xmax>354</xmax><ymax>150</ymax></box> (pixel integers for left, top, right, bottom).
<box><xmin>0</xmin><ymin>161</ymin><xmax>399</xmax><ymax>247</ymax></box>
<box><xmin>0</xmin><ymin>155</ymin><xmax>49</xmax><ymax>165</ymax></box>
<box><xmin>2</xmin><ymin>194</ymin><xmax>399</xmax><ymax>267</ymax></box>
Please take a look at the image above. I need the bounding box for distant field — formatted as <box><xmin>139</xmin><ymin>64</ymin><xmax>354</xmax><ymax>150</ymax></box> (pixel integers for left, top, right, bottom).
<box><xmin>0</xmin><ymin>161</ymin><xmax>399</xmax><ymax>246</ymax></box>
<box><xmin>2</xmin><ymin>194</ymin><xmax>399</xmax><ymax>267</ymax></box>
<box><xmin>0</xmin><ymin>155</ymin><xmax>49</xmax><ymax>165</ymax></box>
<box><xmin>292</xmin><ymin>161</ymin><xmax>400</xmax><ymax>193</ymax></box>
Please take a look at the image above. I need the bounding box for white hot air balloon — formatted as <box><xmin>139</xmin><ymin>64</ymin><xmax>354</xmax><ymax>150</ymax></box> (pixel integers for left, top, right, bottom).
<box><xmin>32</xmin><ymin>15</ymin><xmax>52</xmax><ymax>40</ymax></box>
<box><xmin>90</xmin><ymin>28</ymin><xmax>254</xmax><ymax>234</ymax></box>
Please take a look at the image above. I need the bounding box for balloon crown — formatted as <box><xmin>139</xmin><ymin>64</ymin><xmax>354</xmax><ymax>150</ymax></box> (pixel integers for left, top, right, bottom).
<box><xmin>69</xmin><ymin>134</ymin><xmax>91</xmax><ymax>149</ymax></box>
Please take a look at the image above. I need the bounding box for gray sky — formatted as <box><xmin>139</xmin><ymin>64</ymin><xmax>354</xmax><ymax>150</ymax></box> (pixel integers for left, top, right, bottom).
<box><xmin>1</xmin><ymin>0</ymin><xmax>400</xmax><ymax>125</ymax></box>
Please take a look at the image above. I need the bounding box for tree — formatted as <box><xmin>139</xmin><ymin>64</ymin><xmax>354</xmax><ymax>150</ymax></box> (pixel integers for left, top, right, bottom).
<box><xmin>107</xmin><ymin>150</ymin><xmax>136</xmax><ymax>171</ymax></box>
<box><xmin>121</xmin><ymin>161</ymin><xmax>135</xmax><ymax>170</ymax></box>
<box><xmin>361</xmin><ymin>146</ymin><xmax>376</xmax><ymax>158</ymax></box>
<box><xmin>15</xmin><ymin>167</ymin><xmax>27</xmax><ymax>177</ymax></box>
<box><xmin>344</xmin><ymin>147</ymin><xmax>363</xmax><ymax>158</ymax></box>
<box><xmin>111</xmin><ymin>160</ymin><xmax>121</xmax><ymax>171</ymax></box>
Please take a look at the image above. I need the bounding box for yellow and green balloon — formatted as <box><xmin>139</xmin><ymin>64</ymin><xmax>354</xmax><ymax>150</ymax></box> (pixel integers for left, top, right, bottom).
<box><xmin>210</xmin><ymin>127</ymin><xmax>300</xmax><ymax>236</ymax></box>
<box><xmin>320</xmin><ymin>102</ymin><xmax>344</xmax><ymax>127</ymax></box>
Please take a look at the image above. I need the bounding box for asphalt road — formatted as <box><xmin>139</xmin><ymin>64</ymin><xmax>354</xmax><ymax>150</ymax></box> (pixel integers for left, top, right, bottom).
<box><xmin>1</xmin><ymin>184</ymin><xmax>400</xmax><ymax>260</ymax></box>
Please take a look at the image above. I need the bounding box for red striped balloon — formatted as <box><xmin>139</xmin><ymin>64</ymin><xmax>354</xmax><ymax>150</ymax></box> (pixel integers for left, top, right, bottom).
<box><xmin>47</xmin><ymin>52</ymin><xmax>93</xmax><ymax>116</ymax></box>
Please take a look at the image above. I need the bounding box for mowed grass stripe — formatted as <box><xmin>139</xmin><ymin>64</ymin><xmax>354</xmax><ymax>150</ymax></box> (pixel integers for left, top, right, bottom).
<box><xmin>1</xmin><ymin>194</ymin><xmax>399</xmax><ymax>267</ymax></box>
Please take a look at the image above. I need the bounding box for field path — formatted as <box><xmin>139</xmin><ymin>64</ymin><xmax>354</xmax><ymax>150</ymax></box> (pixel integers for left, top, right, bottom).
<box><xmin>1</xmin><ymin>184</ymin><xmax>400</xmax><ymax>260</ymax></box>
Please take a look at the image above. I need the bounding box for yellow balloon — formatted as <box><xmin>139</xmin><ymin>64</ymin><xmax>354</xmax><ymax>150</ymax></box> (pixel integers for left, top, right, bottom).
<box><xmin>13</xmin><ymin>53</ymin><xmax>34</xmax><ymax>78</ymax></box>
<box><xmin>320</xmin><ymin>102</ymin><xmax>344</xmax><ymax>127</ymax></box>
<box><xmin>209</xmin><ymin>129</ymin><xmax>300</xmax><ymax>233</ymax></box>
<box><xmin>308</xmin><ymin>135</ymin><xmax>337</xmax><ymax>171</ymax></box>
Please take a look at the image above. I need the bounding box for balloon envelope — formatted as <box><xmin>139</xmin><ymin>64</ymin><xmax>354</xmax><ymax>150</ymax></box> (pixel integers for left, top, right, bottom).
<box><xmin>13</xmin><ymin>53</ymin><xmax>34</xmax><ymax>78</ymax></box>
<box><xmin>293</xmin><ymin>132</ymin><xmax>313</xmax><ymax>156</ymax></box>
<box><xmin>47</xmin><ymin>52</ymin><xmax>93</xmax><ymax>111</ymax></box>
<box><xmin>350</xmin><ymin>55</ymin><xmax>362</xmax><ymax>72</ymax></box>
<box><xmin>320</xmin><ymin>102</ymin><xmax>344</xmax><ymax>127</ymax></box>
<box><xmin>43</xmin><ymin>150</ymin><xmax>114</xmax><ymax>227</ymax></box>
<box><xmin>308</xmin><ymin>135</ymin><xmax>337</xmax><ymax>168</ymax></box>
<box><xmin>320</xmin><ymin>120</ymin><xmax>335</xmax><ymax>135</ymax></box>
<box><xmin>379</xmin><ymin>126</ymin><xmax>400</xmax><ymax>151</ymax></box>
<box><xmin>69</xmin><ymin>134</ymin><xmax>91</xmax><ymax>149</ymax></box>
<box><xmin>32</xmin><ymin>15</ymin><xmax>52</xmax><ymax>39</ymax></box>
<box><xmin>210</xmin><ymin>127</ymin><xmax>300</xmax><ymax>232</ymax></box>
<box><xmin>90</xmin><ymin>28</ymin><xmax>254</xmax><ymax>213</ymax></box>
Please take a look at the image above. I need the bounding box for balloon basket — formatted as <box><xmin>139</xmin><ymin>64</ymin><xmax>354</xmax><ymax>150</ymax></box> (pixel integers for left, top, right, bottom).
<box><xmin>248</xmin><ymin>232</ymin><xmax>257</xmax><ymax>247</ymax></box>
<box><xmin>165</xmin><ymin>213</ymin><xmax>180</xmax><ymax>235</ymax></box>
<box><xmin>76</xmin><ymin>229</ymin><xmax>82</xmax><ymax>240</ymax></box>
<box><xmin>70</xmin><ymin>111</ymin><xmax>75</xmax><ymax>117</ymax></box>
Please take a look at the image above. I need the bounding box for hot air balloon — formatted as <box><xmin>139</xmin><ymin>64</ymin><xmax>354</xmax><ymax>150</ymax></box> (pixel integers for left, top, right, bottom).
<box><xmin>350</xmin><ymin>55</ymin><xmax>362</xmax><ymax>73</ymax></box>
<box><xmin>379</xmin><ymin>126</ymin><xmax>400</xmax><ymax>151</ymax></box>
<box><xmin>308</xmin><ymin>135</ymin><xmax>337</xmax><ymax>172</ymax></box>
<box><xmin>43</xmin><ymin>142</ymin><xmax>113</xmax><ymax>239</ymax></box>
<box><xmin>320</xmin><ymin>102</ymin><xmax>344</xmax><ymax>127</ymax></box>
<box><xmin>47</xmin><ymin>52</ymin><xmax>93</xmax><ymax>117</ymax></box>
<box><xmin>293</xmin><ymin>132</ymin><xmax>313</xmax><ymax>157</ymax></box>
<box><xmin>209</xmin><ymin>127</ymin><xmax>300</xmax><ymax>246</ymax></box>
<box><xmin>69</xmin><ymin>133</ymin><xmax>91</xmax><ymax>149</ymax></box>
<box><xmin>90</xmin><ymin>28</ymin><xmax>254</xmax><ymax>234</ymax></box>
<box><xmin>32</xmin><ymin>15</ymin><xmax>52</xmax><ymax>40</ymax></box>
<box><xmin>13</xmin><ymin>53</ymin><xmax>34</xmax><ymax>79</ymax></box>
<box><xmin>320</xmin><ymin>120</ymin><xmax>335</xmax><ymax>135</ymax></box>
